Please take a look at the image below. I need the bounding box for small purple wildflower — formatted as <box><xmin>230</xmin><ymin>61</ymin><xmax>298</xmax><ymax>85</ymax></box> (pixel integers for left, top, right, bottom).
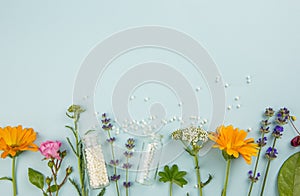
<box><xmin>124</xmin><ymin>151</ymin><xmax>133</xmax><ymax>158</ymax></box>
<box><xmin>248</xmin><ymin>170</ymin><xmax>261</xmax><ymax>183</ymax></box>
<box><xmin>110</xmin><ymin>159</ymin><xmax>119</xmax><ymax>166</ymax></box>
<box><xmin>257</xmin><ymin>137</ymin><xmax>267</xmax><ymax>147</ymax></box>
<box><xmin>264</xmin><ymin>107</ymin><xmax>275</xmax><ymax>117</ymax></box>
<box><xmin>106</xmin><ymin>137</ymin><xmax>116</xmax><ymax>143</ymax></box>
<box><xmin>125</xmin><ymin>138</ymin><xmax>135</xmax><ymax>150</ymax></box>
<box><xmin>265</xmin><ymin>147</ymin><xmax>278</xmax><ymax>160</ymax></box>
<box><xmin>260</xmin><ymin>126</ymin><xmax>270</xmax><ymax>134</ymax></box>
<box><xmin>272</xmin><ymin>125</ymin><xmax>284</xmax><ymax>138</ymax></box>
<box><xmin>110</xmin><ymin>174</ymin><xmax>120</xmax><ymax>181</ymax></box>
<box><xmin>122</xmin><ymin>163</ymin><xmax>132</xmax><ymax>169</ymax></box>
<box><xmin>123</xmin><ymin>182</ymin><xmax>132</xmax><ymax>188</ymax></box>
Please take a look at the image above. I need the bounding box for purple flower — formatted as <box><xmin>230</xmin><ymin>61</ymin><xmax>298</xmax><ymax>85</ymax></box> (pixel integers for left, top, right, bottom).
<box><xmin>122</xmin><ymin>163</ymin><xmax>132</xmax><ymax>169</ymax></box>
<box><xmin>106</xmin><ymin>137</ymin><xmax>116</xmax><ymax>143</ymax></box>
<box><xmin>260</xmin><ymin>126</ymin><xmax>270</xmax><ymax>134</ymax></box>
<box><xmin>261</xmin><ymin>120</ymin><xmax>271</xmax><ymax>127</ymax></box>
<box><xmin>123</xmin><ymin>182</ymin><xmax>132</xmax><ymax>188</ymax></box>
<box><xmin>125</xmin><ymin>138</ymin><xmax>135</xmax><ymax>150</ymax></box>
<box><xmin>264</xmin><ymin>107</ymin><xmax>274</xmax><ymax>117</ymax></box>
<box><xmin>265</xmin><ymin>147</ymin><xmax>278</xmax><ymax>160</ymax></box>
<box><xmin>257</xmin><ymin>137</ymin><xmax>267</xmax><ymax>147</ymax></box>
<box><xmin>272</xmin><ymin>125</ymin><xmax>283</xmax><ymax>138</ymax></box>
<box><xmin>248</xmin><ymin>170</ymin><xmax>261</xmax><ymax>182</ymax></box>
<box><xmin>110</xmin><ymin>174</ymin><xmax>120</xmax><ymax>181</ymax></box>
<box><xmin>124</xmin><ymin>151</ymin><xmax>133</xmax><ymax>158</ymax></box>
<box><xmin>102</xmin><ymin>124</ymin><xmax>113</xmax><ymax>131</ymax></box>
<box><xmin>110</xmin><ymin>159</ymin><xmax>119</xmax><ymax>166</ymax></box>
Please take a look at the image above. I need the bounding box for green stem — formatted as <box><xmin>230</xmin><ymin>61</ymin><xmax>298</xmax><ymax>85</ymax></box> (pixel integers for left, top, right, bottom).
<box><xmin>289</xmin><ymin>118</ymin><xmax>300</xmax><ymax>135</ymax></box>
<box><xmin>260</xmin><ymin>138</ymin><xmax>277</xmax><ymax>196</ymax></box>
<box><xmin>248</xmin><ymin>132</ymin><xmax>265</xmax><ymax>196</ymax></box>
<box><xmin>107</xmin><ymin>131</ymin><xmax>120</xmax><ymax>196</ymax></box>
<box><xmin>126</xmin><ymin>157</ymin><xmax>129</xmax><ymax>196</ymax></box>
<box><xmin>169</xmin><ymin>182</ymin><xmax>173</xmax><ymax>196</ymax></box>
<box><xmin>194</xmin><ymin>155</ymin><xmax>202</xmax><ymax>196</ymax></box>
<box><xmin>12</xmin><ymin>156</ymin><xmax>17</xmax><ymax>196</ymax></box>
<box><xmin>222</xmin><ymin>159</ymin><xmax>231</xmax><ymax>196</ymax></box>
<box><xmin>75</xmin><ymin>114</ymin><xmax>86</xmax><ymax>196</ymax></box>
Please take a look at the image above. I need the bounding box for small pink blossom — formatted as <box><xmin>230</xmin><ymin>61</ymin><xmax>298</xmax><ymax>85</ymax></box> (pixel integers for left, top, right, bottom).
<box><xmin>39</xmin><ymin>140</ymin><xmax>62</xmax><ymax>160</ymax></box>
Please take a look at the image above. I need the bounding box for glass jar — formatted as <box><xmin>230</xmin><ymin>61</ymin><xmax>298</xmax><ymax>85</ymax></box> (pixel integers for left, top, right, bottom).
<box><xmin>83</xmin><ymin>132</ymin><xmax>110</xmax><ymax>189</ymax></box>
<box><xmin>136</xmin><ymin>134</ymin><xmax>163</xmax><ymax>185</ymax></box>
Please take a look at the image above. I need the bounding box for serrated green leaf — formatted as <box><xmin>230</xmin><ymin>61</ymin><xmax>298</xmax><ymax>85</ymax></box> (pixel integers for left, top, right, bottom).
<box><xmin>28</xmin><ymin>168</ymin><xmax>44</xmax><ymax>190</ymax></box>
<box><xmin>0</xmin><ymin>176</ymin><xmax>12</xmax><ymax>181</ymax></box>
<box><xmin>278</xmin><ymin>152</ymin><xmax>300</xmax><ymax>196</ymax></box>
<box><xmin>158</xmin><ymin>164</ymin><xmax>188</xmax><ymax>187</ymax></box>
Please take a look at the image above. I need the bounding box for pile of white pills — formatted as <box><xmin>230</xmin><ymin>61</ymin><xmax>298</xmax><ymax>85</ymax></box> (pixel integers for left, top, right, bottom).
<box><xmin>85</xmin><ymin>145</ymin><xmax>109</xmax><ymax>189</ymax></box>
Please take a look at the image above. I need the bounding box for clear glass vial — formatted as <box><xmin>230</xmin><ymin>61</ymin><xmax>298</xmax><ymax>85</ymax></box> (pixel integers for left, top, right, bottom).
<box><xmin>83</xmin><ymin>132</ymin><xmax>110</xmax><ymax>189</ymax></box>
<box><xmin>136</xmin><ymin>134</ymin><xmax>163</xmax><ymax>185</ymax></box>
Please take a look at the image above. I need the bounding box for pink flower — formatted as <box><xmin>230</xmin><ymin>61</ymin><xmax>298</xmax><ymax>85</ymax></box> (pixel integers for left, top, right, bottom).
<box><xmin>39</xmin><ymin>140</ymin><xmax>62</xmax><ymax>160</ymax></box>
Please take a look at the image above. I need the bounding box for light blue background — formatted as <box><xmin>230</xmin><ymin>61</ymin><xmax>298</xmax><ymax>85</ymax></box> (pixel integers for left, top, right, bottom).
<box><xmin>1</xmin><ymin>1</ymin><xmax>300</xmax><ymax>196</ymax></box>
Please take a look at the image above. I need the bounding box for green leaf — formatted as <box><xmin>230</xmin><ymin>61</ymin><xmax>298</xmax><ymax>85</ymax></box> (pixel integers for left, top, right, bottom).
<box><xmin>158</xmin><ymin>164</ymin><xmax>188</xmax><ymax>188</ymax></box>
<box><xmin>28</xmin><ymin>168</ymin><xmax>45</xmax><ymax>190</ymax></box>
<box><xmin>49</xmin><ymin>185</ymin><xmax>58</xmax><ymax>192</ymax></box>
<box><xmin>68</xmin><ymin>178</ymin><xmax>81</xmax><ymax>196</ymax></box>
<box><xmin>278</xmin><ymin>152</ymin><xmax>300</xmax><ymax>196</ymax></box>
<box><xmin>85</xmin><ymin>130</ymin><xmax>96</xmax><ymax>135</ymax></box>
<box><xmin>97</xmin><ymin>188</ymin><xmax>106</xmax><ymax>196</ymax></box>
<box><xmin>0</xmin><ymin>176</ymin><xmax>12</xmax><ymax>181</ymax></box>
<box><xmin>66</xmin><ymin>137</ymin><xmax>77</xmax><ymax>156</ymax></box>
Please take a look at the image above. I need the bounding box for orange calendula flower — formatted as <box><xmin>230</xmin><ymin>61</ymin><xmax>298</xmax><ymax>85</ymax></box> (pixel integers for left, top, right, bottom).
<box><xmin>209</xmin><ymin>125</ymin><xmax>258</xmax><ymax>164</ymax></box>
<box><xmin>0</xmin><ymin>125</ymin><xmax>38</xmax><ymax>158</ymax></box>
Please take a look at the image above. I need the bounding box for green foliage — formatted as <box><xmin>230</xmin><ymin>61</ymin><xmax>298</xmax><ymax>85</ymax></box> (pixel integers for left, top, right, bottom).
<box><xmin>0</xmin><ymin>176</ymin><xmax>12</xmax><ymax>181</ymax></box>
<box><xmin>278</xmin><ymin>152</ymin><xmax>300</xmax><ymax>196</ymax></box>
<box><xmin>98</xmin><ymin>188</ymin><xmax>106</xmax><ymax>196</ymax></box>
<box><xmin>28</xmin><ymin>168</ymin><xmax>45</xmax><ymax>190</ymax></box>
<box><xmin>158</xmin><ymin>164</ymin><xmax>188</xmax><ymax>188</ymax></box>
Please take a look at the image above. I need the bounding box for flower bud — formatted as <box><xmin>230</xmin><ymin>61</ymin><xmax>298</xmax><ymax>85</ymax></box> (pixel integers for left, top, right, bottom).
<box><xmin>66</xmin><ymin>167</ymin><xmax>72</xmax><ymax>175</ymax></box>
<box><xmin>291</xmin><ymin>116</ymin><xmax>297</xmax><ymax>121</ymax></box>
<box><xmin>48</xmin><ymin>160</ymin><xmax>54</xmax><ymax>168</ymax></box>
<box><xmin>46</xmin><ymin>177</ymin><xmax>52</xmax><ymax>185</ymax></box>
<box><xmin>61</xmin><ymin>150</ymin><xmax>67</xmax><ymax>158</ymax></box>
<box><xmin>291</xmin><ymin>136</ymin><xmax>300</xmax><ymax>147</ymax></box>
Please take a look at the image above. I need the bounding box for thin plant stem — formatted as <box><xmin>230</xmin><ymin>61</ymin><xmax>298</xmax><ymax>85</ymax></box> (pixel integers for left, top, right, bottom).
<box><xmin>12</xmin><ymin>156</ymin><xmax>17</xmax><ymax>196</ymax></box>
<box><xmin>169</xmin><ymin>181</ymin><xmax>173</xmax><ymax>196</ymax></box>
<box><xmin>289</xmin><ymin>118</ymin><xmax>300</xmax><ymax>135</ymax></box>
<box><xmin>260</xmin><ymin>138</ymin><xmax>277</xmax><ymax>196</ymax></box>
<box><xmin>194</xmin><ymin>155</ymin><xmax>202</xmax><ymax>196</ymax></box>
<box><xmin>107</xmin><ymin>131</ymin><xmax>120</xmax><ymax>196</ymax></box>
<box><xmin>222</xmin><ymin>159</ymin><xmax>231</xmax><ymax>196</ymax></box>
<box><xmin>126</xmin><ymin>157</ymin><xmax>129</xmax><ymax>196</ymax></box>
<box><xmin>74</xmin><ymin>115</ymin><xmax>86</xmax><ymax>196</ymax></box>
<box><xmin>248</xmin><ymin>132</ymin><xmax>265</xmax><ymax>196</ymax></box>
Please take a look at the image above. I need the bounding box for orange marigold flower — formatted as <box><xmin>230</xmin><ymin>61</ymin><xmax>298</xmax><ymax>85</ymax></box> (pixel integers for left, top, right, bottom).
<box><xmin>209</xmin><ymin>125</ymin><xmax>258</xmax><ymax>164</ymax></box>
<box><xmin>0</xmin><ymin>125</ymin><xmax>38</xmax><ymax>158</ymax></box>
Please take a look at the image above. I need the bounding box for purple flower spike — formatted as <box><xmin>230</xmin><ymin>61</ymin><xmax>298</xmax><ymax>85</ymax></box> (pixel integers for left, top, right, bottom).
<box><xmin>111</xmin><ymin>174</ymin><xmax>120</xmax><ymax>181</ymax></box>
<box><xmin>123</xmin><ymin>182</ymin><xmax>132</xmax><ymax>188</ymax></box>
<box><xmin>265</xmin><ymin>147</ymin><xmax>278</xmax><ymax>160</ymax></box>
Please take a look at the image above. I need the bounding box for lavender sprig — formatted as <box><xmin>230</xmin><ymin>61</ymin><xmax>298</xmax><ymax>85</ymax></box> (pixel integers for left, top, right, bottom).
<box><xmin>247</xmin><ymin>107</ymin><xmax>273</xmax><ymax>196</ymax></box>
<box><xmin>101</xmin><ymin>113</ymin><xmax>120</xmax><ymax>196</ymax></box>
<box><xmin>260</xmin><ymin>108</ymin><xmax>289</xmax><ymax>196</ymax></box>
<box><xmin>123</xmin><ymin>138</ymin><xmax>135</xmax><ymax>196</ymax></box>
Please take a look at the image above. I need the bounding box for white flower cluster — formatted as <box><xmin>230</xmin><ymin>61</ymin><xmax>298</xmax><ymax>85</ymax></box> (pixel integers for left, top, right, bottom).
<box><xmin>85</xmin><ymin>145</ymin><xmax>109</xmax><ymax>189</ymax></box>
<box><xmin>173</xmin><ymin>127</ymin><xmax>208</xmax><ymax>145</ymax></box>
